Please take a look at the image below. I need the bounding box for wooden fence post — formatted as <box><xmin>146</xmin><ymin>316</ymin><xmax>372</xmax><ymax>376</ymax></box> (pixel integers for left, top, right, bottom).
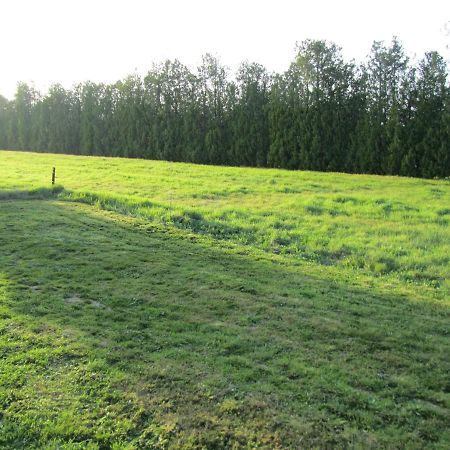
<box><xmin>52</xmin><ymin>167</ymin><xmax>56</xmax><ymax>185</ymax></box>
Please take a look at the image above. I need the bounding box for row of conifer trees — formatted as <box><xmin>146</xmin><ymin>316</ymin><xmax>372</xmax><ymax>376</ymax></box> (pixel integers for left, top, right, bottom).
<box><xmin>0</xmin><ymin>38</ymin><xmax>449</xmax><ymax>178</ymax></box>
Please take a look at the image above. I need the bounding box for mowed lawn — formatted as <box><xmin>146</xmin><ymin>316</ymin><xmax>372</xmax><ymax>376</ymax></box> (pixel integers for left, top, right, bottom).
<box><xmin>0</xmin><ymin>150</ymin><xmax>449</xmax><ymax>448</ymax></box>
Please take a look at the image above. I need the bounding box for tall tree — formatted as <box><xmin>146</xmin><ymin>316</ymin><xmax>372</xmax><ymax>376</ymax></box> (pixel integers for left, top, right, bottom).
<box><xmin>365</xmin><ymin>38</ymin><xmax>409</xmax><ymax>173</ymax></box>
<box><xmin>233</xmin><ymin>61</ymin><xmax>270</xmax><ymax>166</ymax></box>
<box><xmin>14</xmin><ymin>82</ymin><xmax>39</xmax><ymax>150</ymax></box>
<box><xmin>0</xmin><ymin>95</ymin><xmax>10</xmax><ymax>148</ymax></box>
<box><xmin>197</xmin><ymin>54</ymin><xmax>230</xmax><ymax>164</ymax></box>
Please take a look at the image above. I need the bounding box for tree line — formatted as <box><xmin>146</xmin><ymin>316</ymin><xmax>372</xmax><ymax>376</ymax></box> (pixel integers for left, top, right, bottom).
<box><xmin>0</xmin><ymin>38</ymin><xmax>449</xmax><ymax>178</ymax></box>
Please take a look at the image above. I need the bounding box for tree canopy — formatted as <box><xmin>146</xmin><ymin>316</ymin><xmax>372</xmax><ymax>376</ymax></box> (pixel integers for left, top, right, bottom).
<box><xmin>0</xmin><ymin>38</ymin><xmax>449</xmax><ymax>178</ymax></box>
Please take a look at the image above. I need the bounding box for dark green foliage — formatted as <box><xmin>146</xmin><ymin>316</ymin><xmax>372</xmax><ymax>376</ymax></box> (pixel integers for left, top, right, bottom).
<box><xmin>0</xmin><ymin>94</ymin><xmax>10</xmax><ymax>148</ymax></box>
<box><xmin>0</xmin><ymin>38</ymin><xmax>449</xmax><ymax>177</ymax></box>
<box><xmin>233</xmin><ymin>62</ymin><xmax>270</xmax><ymax>166</ymax></box>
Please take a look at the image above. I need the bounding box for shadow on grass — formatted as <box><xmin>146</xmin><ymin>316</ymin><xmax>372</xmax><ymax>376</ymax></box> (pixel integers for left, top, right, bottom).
<box><xmin>2</xmin><ymin>186</ymin><xmax>253</xmax><ymax>243</ymax></box>
<box><xmin>0</xmin><ymin>185</ymin><xmax>64</xmax><ymax>200</ymax></box>
<box><xmin>0</xmin><ymin>199</ymin><xmax>449</xmax><ymax>448</ymax></box>
<box><xmin>2</xmin><ymin>186</ymin><xmax>449</xmax><ymax>289</ymax></box>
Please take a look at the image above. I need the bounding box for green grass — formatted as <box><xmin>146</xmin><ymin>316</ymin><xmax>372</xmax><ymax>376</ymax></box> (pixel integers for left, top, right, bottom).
<box><xmin>1</xmin><ymin>150</ymin><xmax>449</xmax><ymax>294</ymax></box>
<box><xmin>0</xmin><ymin>150</ymin><xmax>449</xmax><ymax>448</ymax></box>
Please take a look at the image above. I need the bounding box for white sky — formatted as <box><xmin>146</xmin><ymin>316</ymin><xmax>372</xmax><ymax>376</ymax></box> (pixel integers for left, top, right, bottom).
<box><xmin>1</xmin><ymin>0</ymin><xmax>449</xmax><ymax>99</ymax></box>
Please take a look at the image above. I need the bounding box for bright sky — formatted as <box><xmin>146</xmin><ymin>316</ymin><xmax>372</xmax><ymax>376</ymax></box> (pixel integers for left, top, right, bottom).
<box><xmin>1</xmin><ymin>0</ymin><xmax>449</xmax><ymax>99</ymax></box>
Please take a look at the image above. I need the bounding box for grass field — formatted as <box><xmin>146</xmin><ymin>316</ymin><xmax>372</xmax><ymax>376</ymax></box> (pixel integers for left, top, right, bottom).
<box><xmin>0</xmin><ymin>150</ymin><xmax>449</xmax><ymax>448</ymax></box>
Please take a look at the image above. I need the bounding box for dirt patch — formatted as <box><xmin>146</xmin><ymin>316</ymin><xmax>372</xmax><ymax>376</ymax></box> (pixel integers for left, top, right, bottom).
<box><xmin>90</xmin><ymin>300</ymin><xmax>112</xmax><ymax>311</ymax></box>
<box><xmin>90</xmin><ymin>300</ymin><xmax>104</xmax><ymax>308</ymax></box>
<box><xmin>64</xmin><ymin>295</ymin><xmax>83</xmax><ymax>304</ymax></box>
<box><xmin>97</xmin><ymin>339</ymin><xmax>110</xmax><ymax>348</ymax></box>
<box><xmin>63</xmin><ymin>295</ymin><xmax>111</xmax><ymax>311</ymax></box>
